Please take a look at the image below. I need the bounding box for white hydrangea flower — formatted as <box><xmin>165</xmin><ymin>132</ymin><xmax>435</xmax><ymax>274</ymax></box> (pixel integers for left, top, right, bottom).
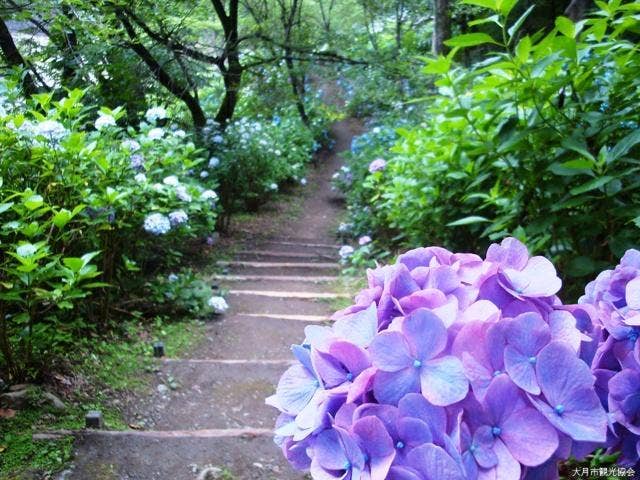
<box><xmin>208</xmin><ymin>296</ymin><xmax>229</xmax><ymax>314</ymax></box>
<box><xmin>95</xmin><ymin>113</ymin><xmax>116</xmax><ymax>131</ymax></box>
<box><xmin>339</xmin><ymin>245</ymin><xmax>354</xmax><ymax>259</ymax></box>
<box><xmin>163</xmin><ymin>175</ymin><xmax>179</xmax><ymax>187</ymax></box>
<box><xmin>212</xmin><ymin>134</ymin><xmax>223</xmax><ymax>143</ymax></box>
<box><xmin>145</xmin><ymin>106</ymin><xmax>167</xmax><ymax>123</ymax></box>
<box><xmin>173</xmin><ymin>129</ymin><xmax>186</xmax><ymax>138</ymax></box>
<box><xmin>148</xmin><ymin>127</ymin><xmax>165</xmax><ymax>140</ymax></box>
<box><xmin>201</xmin><ymin>190</ymin><xmax>218</xmax><ymax>201</ymax></box>
<box><xmin>168</xmin><ymin>210</ymin><xmax>188</xmax><ymax>226</ymax></box>
<box><xmin>200</xmin><ymin>171</ymin><xmax>209</xmax><ymax>178</ymax></box>
<box><xmin>176</xmin><ymin>185</ymin><xmax>192</xmax><ymax>202</ymax></box>
<box><xmin>300</xmin><ymin>178</ymin><xmax>307</xmax><ymax>186</ymax></box>
<box><xmin>268</xmin><ymin>183</ymin><xmax>278</xmax><ymax>191</ymax></box>
<box><xmin>16</xmin><ymin>243</ymin><xmax>38</xmax><ymax>257</ymax></box>
<box><xmin>208</xmin><ymin>157</ymin><xmax>220</xmax><ymax>168</ymax></box>
<box><xmin>168</xmin><ymin>273</ymin><xmax>179</xmax><ymax>282</ymax></box>
<box><xmin>134</xmin><ymin>173</ymin><xmax>147</xmax><ymax>183</ymax></box>
<box><xmin>143</xmin><ymin>213</ymin><xmax>171</xmax><ymax>235</ymax></box>
<box><xmin>34</xmin><ymin>120</ymin><xmax>67</xmax><ymax>140</ymax></box>
<box><xmin>122</xmin><ymin>139</ymin><xmax>141</xmax><ymax>151</ymax></box>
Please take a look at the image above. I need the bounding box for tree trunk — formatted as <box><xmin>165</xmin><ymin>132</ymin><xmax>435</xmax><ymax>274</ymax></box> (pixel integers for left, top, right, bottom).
<box><xmin>116</xmin><ymin>10</ymin><xmax>207</xmax><ymax>130</ymax></box>
<box><xmin>565</xmin><ymin>0</ymin><xmax>591</xmax><ymax>21</ymax></box>
<box><xmin>211</xmin><ymin>0</ymin><xmax>242</xmax><ymax>126</ymax></box>
<box><xmin>432</xmin><ymin>0</ymin><xmax>450</xmax><ymax>55</ymax></box>
<box><xmin>284</xmin><ymin>51</ymin><xmax>309</xmax><ymax>126</ymax></box>
<box><xmin>0</xmin><ymin>15</ymin><xmax>38</xmax><ymax>96</ymax></box>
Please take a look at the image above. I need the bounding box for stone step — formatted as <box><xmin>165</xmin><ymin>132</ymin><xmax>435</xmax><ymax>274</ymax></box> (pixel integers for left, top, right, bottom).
<box><xmin>226</xmin><ymin>292</ymin><xmax>332</xmax><ymax>317</ymax></box>
<box><xmin>192</xmin><ymin>315</ymin><xmax>314</xmax><ymax>360</ymax></box>
<box><xmin>130</xmin><ymin>362</ymin><xmax>283</xmax><ymax>431</ymax></box>
<box><xmin>64</xmin><ymin>430</ymin><xmax>304</xmax><ymax>479</ymax></box>
<box><xmin>229</xmin><ymin>289</ymin><xmax>349</xmax><ymax>299</ymax></box>
<box><xmin>250</xmin><ymin>240</ymin><xmax>339</xmax><ymax>255</ymax></box>
<box><xmin>209</xmin><ymin>274</ymin><xmax>339</xmax><ymax>286</ymax></box>
<box><xmin>263</xmin><ymin>237</ymin><xmax>339</xmax><ymax>248</ymax></box>
<box><xmin>217</xmin><ymin>260</ymin><xmax>340</xmax><ymax>277</ymax></box>
<box><xmin>235</xmin><ymin>250</ymin><xmax>335</xmax><ymax>263</ymax></box>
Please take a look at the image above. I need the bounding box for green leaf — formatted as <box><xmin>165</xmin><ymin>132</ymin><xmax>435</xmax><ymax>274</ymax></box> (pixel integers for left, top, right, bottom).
<box><xmin>561</xmin><ymin>137</ymin><xmax>595</xmax><ymax>162</ymax></box>
<box><xmin>555</xmin><ymin>16</ymin><xmax>575</xmax><ymax>38</ymax></box>
<box><xmin>508</xmin><ymin>5</ymin><xmax>535</xmax><ymax>41</ymax></box>
<box><xmin>570</xmin><ymin>176</ymin><xmax>614</xmax><ymax>195</ymax></box>
<box><xmin>52</xmin><ymin>209</ymin><xmax>72</xmax><ymax>228</ymax></box>
<box><xmin>23</xmin><ymin>194</ymin><xmax>44</xmax><ymax>210</ymax></box>
<box><xmin>447</xmin><ymin>216</ymin><xmax>491</xmax><ymax>226</ymax></box>
<box><xmin>444</xmin><ymin>33</ymin><xmax>498</xmax><ymax>48</ymax></box>
<box><xmin>548</xmin><ymin>159</ymin><xmax>594</xmax><ymax>176</ymax></box>
<box><xmin>469</xmin><ymin>15</ymin><xmax>502</xmax><ymax>28</ymax></box>
<box><xmin>497</xmin><ymin>0</ymin><xmax>518</xmax><ymax>17</ymax></box>
<box><xmin>608</xmin><ymin>130</ymin><xmax>640</xmax><ymax>163</ymax></box>
<box><xmin>422</xmin><ymin>56</ymin><xmax>451</xmax><ymax>75</ymax></box>
<box><xmin>0</xmin><ymin>202</ymin><xmax>13</xmax><ymax>214</ymax></box>
<box><xmin>515</xmin><ymin>36</ymin><xmax>531</xmax><ymax>62</ymax></box>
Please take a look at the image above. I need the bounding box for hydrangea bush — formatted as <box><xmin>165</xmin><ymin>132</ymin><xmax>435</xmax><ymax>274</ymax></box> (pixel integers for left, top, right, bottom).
<box><xmin>0</xmin><ymin>84</ymin><xmax>219</xmax><ymax>377</ymax></box>
<box><xmin>268</xmin><ymin>238</ymin><xmax>610</xmax><ymax>479</ymax></box>
<box><xmin>578</xmin><ymin>250</ymin><xmax>640</xmax><ymax>467</ymax></box>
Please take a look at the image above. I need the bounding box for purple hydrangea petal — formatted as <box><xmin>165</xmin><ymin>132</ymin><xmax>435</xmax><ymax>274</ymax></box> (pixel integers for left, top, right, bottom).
<box><xmin>374</xmin><ymin>368</ymin><xmax>421</xmax><ymax>405</ymax></box>
<box><xmin>501</xmin><ymin>256</ymin><xmax>562</xmax><ymax>298</ymax></box>
<box><xmin>470</xmin><ymin>425</ymin><xmax>498</xmax><ymax>468</ymax></box>
<box><xmin>370</xmin><ymin>331</ymin><xmax>413</xmax><ymax>372</ymax></box>
<box><xmin>276</xmin><ymin>364</ymin><xmax>320</xmax><ymax>415</ymax></box>
<box><xmin>486</xmin><ymin>237</ymin><xmax>529</xmax><ymax>270</ymax></box>
<box><xmin>312</xmin><ymin>428</ymin><xmax>350</xmax><ymax>471</ymax></box>
<box><xmin>333</xmin><ymin>302</ymin><xmax>379</xmax><ymax>348</ymax></box>
<box><xmin>406</xmin><ymin>443</ymin><xmax>467</xmax><ymax>480</ymax></box>
<box><xmin>402</xmin><ymin>308</ymin><xmax>448</xmax><ymax>361</ymax></box>
<box><xmin>501</xmin><ymin>407</ymin><xmax>559</xmax><ymax>467</ymax></box>
<box><xmin>352</xmin><ymin>416</ymin><xmax>395</xmax><ymax>479</ymax></box>
<box><xmin>388</xmin><ymin>466</ymin><xmax>423</xmax><ymax>480</ymax></box>
<box><xmin>420</xmin><ymin>356</ymin><xmax>468</xmax><ymax>406</ymax></box>
<box><xmin>398</xmin><ymin>393</ymin><xmax>448</xmax><ymax>434</ymax></box>
<box><xmin>626</xmin><ymin>277</ymin><xmax>640</xmax><ymax>310</ymax></box>
<box><xmin>398</xmin><ymin>417</ymin><xmax>434</xmax><ymax>447</ymax></box>
<box><xmin>504</xmin><ymin>345</ymin><xmax>540</xmax><ymax>394</ymax></box>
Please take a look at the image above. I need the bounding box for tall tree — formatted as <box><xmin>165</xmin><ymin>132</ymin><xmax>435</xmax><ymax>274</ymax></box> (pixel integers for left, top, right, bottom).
<box><xmin>432</xmin><ymin>0</ymin><xmax>450</xmax><ymax>55</ymax></box>
<box><xmin>0</xmin><ymin>15</ymin><xmax>38</xmax><ymax>95</ymax></box>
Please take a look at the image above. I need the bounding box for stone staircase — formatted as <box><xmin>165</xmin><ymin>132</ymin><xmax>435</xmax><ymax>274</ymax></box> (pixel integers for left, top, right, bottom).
<box><xmin>65</xmin><ymin>237</ymin><xmax>343</xmax><ymax>480</ymax></box>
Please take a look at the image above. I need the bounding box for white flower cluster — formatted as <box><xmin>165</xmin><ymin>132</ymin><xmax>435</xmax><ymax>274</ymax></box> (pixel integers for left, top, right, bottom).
<box><xmin>95</xmin><ymin>113</ymin><xmax>116</xmax><ymax>131</ymax></box>
<box><xmin>208</xmin><ymin>296</ymin><xmax>229</xmax><ymax>314</ymax></box>
<box><xmin>168</xmin><ymin>210</ymin><xmax>188</xmax><ymax>226</ymax></box>
<box><xmin>200</xmin><ymin>190</ymin><xmax>218</xmax><ymax>201</ymax></box>
<box><xmin>122</xmin><ymin>139</ymin><xmax>141</xmax><ymax>151</ymax></box>
<box><xmin>143</xmin><ymin>213</ymin><xmax>171</xmax><ymax>235</ymax></box>
<box><xmin>148</xmin><ymin>127</ymin><xmax>164</xmax><ymax>140</ymax></box>
<box><xmin>34</xmin><ymin>120</ymin><xmax>67</xmax><ymax>140</ymax></box>
<box><xmin>339</xmin><ymin>245</ymin><xmax>354</xmax><ymax>259</ymax></box>
<box><xmin>145</xmin><ymin>106</ymin><xmax>167</xmax><ymax>123</ymax></box>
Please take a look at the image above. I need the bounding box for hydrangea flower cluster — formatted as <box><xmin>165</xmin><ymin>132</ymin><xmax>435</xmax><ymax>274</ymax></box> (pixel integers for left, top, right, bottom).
<box><xmin>268</xmin><ymin>238</ymin><xmax>608</xmax><ymax>479</ymax></box>
<box><xmin>208</xmin><ymin>295</ymin><xmax>229</xmax><ymax>314</ymax></box>
<box><xmin>143</xmin><ymin>213</ymin><xmax>171</xmax><ymax>235</ymax></box>
<box><xmin>168</xmin><ymin>210</ymin><xmax>188</xmax><ymax>226</ymax></box>
<box><xmin>578</xmin><ymin>249</ymin><xmax>640</xmax><ymax>466</ymax></box>
<box><xmin>145</xmin><ymin>106</ymin><xmax>167</xmax><ymax>123</ymax></box>
<box><xmin>368</xmin><ymin>158</ymin><xmax>387</xmax><ymax>173</ymax></box>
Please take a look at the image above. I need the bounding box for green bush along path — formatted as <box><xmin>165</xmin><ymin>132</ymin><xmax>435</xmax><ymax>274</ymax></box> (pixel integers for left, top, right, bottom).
<box><xmin>51</xmin><ymin>119</ymin><xmax>362</xmax><ymax>480</ymax></box>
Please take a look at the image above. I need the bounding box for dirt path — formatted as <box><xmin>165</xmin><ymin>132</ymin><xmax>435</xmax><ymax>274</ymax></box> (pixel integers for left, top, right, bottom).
<box><xmin>62</xmin><ymin>119</ymin><xmax>362</xmax><ymax>480</ymax></box>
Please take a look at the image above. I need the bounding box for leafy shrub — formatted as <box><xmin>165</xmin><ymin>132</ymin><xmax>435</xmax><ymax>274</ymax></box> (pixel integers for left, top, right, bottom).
<box><xmin>339</xmin><ymin>0</ymin><xmax>640</xmax><ymax>299</ymax></box>
<box><xmin>212</xmin><ymin>111</ymin><xmax>321</xmax><ymax>215</ymax></box>
<box><xmin>0</xmin><ymin>84</ymin><xmax>218</xmax><ymax>379</ymax></box>
<box><xmin>268</xmin><ymin>238</ymin><xmax>610</xmax><ymax>478</ymax></box>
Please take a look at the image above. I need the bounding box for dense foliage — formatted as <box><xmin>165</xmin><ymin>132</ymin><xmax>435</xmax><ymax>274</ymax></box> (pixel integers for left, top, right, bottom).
<box><xmin>337</xmin><ymin>0</ymin><xmax>640</xmax><ymax>298</ymax></box>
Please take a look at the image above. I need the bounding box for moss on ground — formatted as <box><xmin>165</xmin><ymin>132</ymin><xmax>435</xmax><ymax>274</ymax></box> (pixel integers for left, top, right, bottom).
<box><xmin>0</xmin><ymin>316</ymin><xmax>206</xmax><ymax>479</ymax></box>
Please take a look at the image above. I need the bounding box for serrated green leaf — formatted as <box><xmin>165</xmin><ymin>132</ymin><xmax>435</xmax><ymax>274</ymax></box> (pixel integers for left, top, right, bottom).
<box><xmin>508</xmin><ymin>5</ymin><xmax>535</xmax><ymax>41</ymax></box>
<box><xmin>444</xmin><ymin>33</ymin><xmax>498</xmax><ymax>48</ymax></box>
<box><xmin>556</xmin><ymin>16</ymin><xmax>575</xmax><ymax>38</ymax></box>
<box><xmin>447</xmin><ymin>216</ymin><xmax>491</xmax><ymax>226</ymax></box>
<box><xmin>608</xmin><ymin>130</ymin><xmax>640</xmax><ymax>163</ymax></box>
<box><xmin>570</xmin><ymin>176</ymin><xmax>614</xmax><ymax>195</ymax></box>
